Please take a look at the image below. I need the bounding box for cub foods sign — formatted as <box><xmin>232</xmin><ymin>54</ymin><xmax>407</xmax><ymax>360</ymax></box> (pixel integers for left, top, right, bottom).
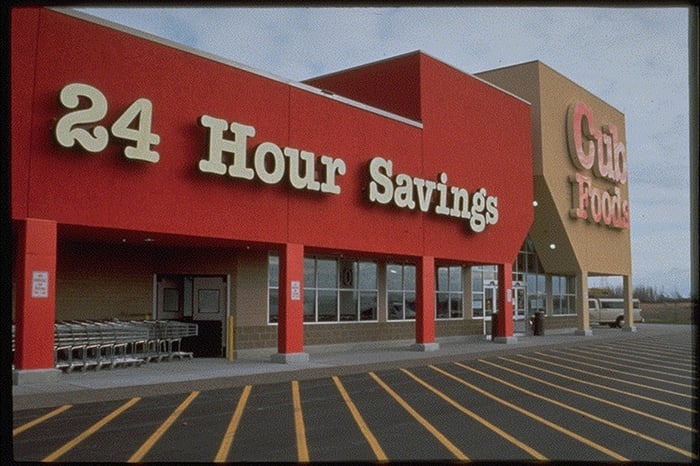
<box><xmin>54</xmin><ymin>83</ymin><xmax>500</xmax><ymax>234</ymax></box>
<box><xmin>567</xmin><ymin>101</ymin><xmax>630</xmax><ymax>230</ymax></box>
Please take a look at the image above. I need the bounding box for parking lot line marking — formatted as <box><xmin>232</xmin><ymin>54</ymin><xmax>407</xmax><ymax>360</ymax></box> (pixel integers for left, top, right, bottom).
<box><xmin>369</xmin><ymin>371</ymin><xmax>468</xmax><ymax>461</ymax></box>
<box><xmin>490</xmin><ymin>358</ymin><xmax>696</xmax><ymax>433</ymax></box>
<box><xmin>580</xmin><ymin>341</ymin><xmax>693</xmax><ymax>366</ymax></box>
<box><xmin>214</xmin><ymin>385</ymin><xmax>252</xmax><ymax>463</ymax></box>
<box><xmin>464</xmin><ymin>362</ymin><xmax>698</xmax><ymax>461</ymax></box>
<box><xmin>13</xmin><ymin>404</ymin><xmax>72</xmax><ymax>436</ymax></box>
<box><xmin>430</xmin><ymin>364</ymin><xmax>628</xmax><ymax>462</ymax></box>
<box><xmin>128</xmin><ymin>391</ymin><xmax>199</xmax><ymax>463</ymax></box>
<box><xmin>332</xmin><ymin>375</ymin><xmax>388</xmax><ymax>461</ymax></box>
<box><xmin>546</xmin><ymin>349</ymin><xmax>696</xmax><ymax>389</ymax></box>
<box><xmin>512</xmin><ymin>355</ymin><xmax>696</xmax><ymax>415</ymax></box>
<box><xmin>400</xmin><ymin>368</ymin><xmax>547</xmax><ymax>460</ymax></box>
<box><xmin>560</xmin><ymin>346</ymin><xmax>695</xmax><ymax>377</ymax></box>
<box><xmin>291</xmin><ymin>380</ymin><xmax>309</xmax><ymax>462</ymax></box>
<box><xmin>530</xmin><ymin>352</ymin><xmax>697</xmax><ymax>402</ymax></box>
<box><xmin>43</xmin><ymin>397</ymin><xmax>140</xmax><ymax>462</ymax></box>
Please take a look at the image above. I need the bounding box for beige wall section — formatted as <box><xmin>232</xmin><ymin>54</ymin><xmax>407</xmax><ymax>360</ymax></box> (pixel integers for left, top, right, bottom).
<box><xmin>477</xmin><ymin>61</ymin><xmax>632</xmax><ymax>277</ymax></box>
<box><xmin>234</xmin><ymin>250</ymin><xmax>270</xmax><ymax>326</ymax></box>
<box><xmin>55</xmin><ymin>242</ymin><xmax>249</xmax><ymax>321</ymax></box>
<box><xmin>56</xmin><ymin>242</ymin><xmax>154</xmax><ymax>321</ymax></box>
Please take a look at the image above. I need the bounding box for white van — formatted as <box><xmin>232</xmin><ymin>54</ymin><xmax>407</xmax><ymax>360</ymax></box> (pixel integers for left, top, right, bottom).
<box><xmin>588</xmin><ymin>298</ymin><xmax>643</xmax><ymax>328</ymax></box>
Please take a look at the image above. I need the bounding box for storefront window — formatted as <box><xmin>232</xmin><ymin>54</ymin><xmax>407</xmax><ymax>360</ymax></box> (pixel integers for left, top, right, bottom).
<box><xmin>471</xmin><ymin>265</ymin><xmax>496</xmax><ymax>318</ymax></box>
<box><xmin>269</xmin><ymin>254</ymin><xmax>377</xmax><ymax>323</ymax></box>
<box><xmin>387</xmin><ymin>263</ymin><xmax>416</xmax><ymax>320</ymax></box>
<box><xmin>552</xmin><ymin>275</ymin><xmax>576</xmax><ymax>315</ymax></box>
<box><xmin>436</xmin><ymin>266</ymin><xmax>463</xmax><ymax>319</ymax></box>
<box><xmin>268</xmin><ymin>253</ymin><xmax>279</xmax><ymax>323</ymax></box>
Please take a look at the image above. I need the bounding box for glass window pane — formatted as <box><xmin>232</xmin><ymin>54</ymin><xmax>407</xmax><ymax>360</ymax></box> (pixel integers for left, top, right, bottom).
<box><xmin>198</xmin><ymin>289</ymin><xmax>220</xmax><ymax>313</ymax></box>
<box><xmin>359</xmin><ymin>262</ymin><xmax>377</xmax><ymax>290</ymax></box>
<box><xmin>339</xmin><ymin>260</ymin><xmax>356</xmax><ymax>289</ymax></box>
<box><xmin>359</xmin><ymin>291</ymin><xmax>377</xmax><ymax>321</ymax></box>
<box><xmin>436</xmin><ymin>292</ymin><xmax>449</xmax><ymax>318</ymax></box>
<box><xmin>387</xmin><ymin>264</ymin><xmax>402</xmax><ymax>290</ymax></box>
<box><xmin>450</xmin><ymin>295</ymin><xmax>463</xmax><ymax>318</ymax></box>
<box><xmin>404</xmin><ymin>292</ymin><xmax>416</xmax><ymax>319</ymax></box>
<box><xmin>339</xmin><ymin>290</ymin><xmax>357</xmax><ymax>321</ymax></box>
<box><xmin>304</xmin><ymin>258</ymin><xmax>316</xmax><ymax>287</ymax></box>
<box><xmin>268</xmin><ymin>254</ymin><xmax>279</xmax><ymax>287</ymax></box>
<box><xmin>537</xmin><ymin>274</ymin><xmax>546</xmax><ymax>294</ymax></box>
<box><xmin>473</xmin><ymin>292</ymin><xmax>484</xmax><ymax>317</ymax></box>
<box><xmin>437</xmin><ymin>267</ymin><xmax>448</xmax><ymax>291</ymax></box>
<box><xmin>449</xmin><ymin>266</ymin><xmax>462</xmax><ymax>291</ymax></box>
<box><xmin>553</xmin><ymin>296</ymin><xmax>562</xmax><ymax>314</ymax></box>
<box><xmin>317</xmin><ymin>289</ymin><xmax>338</xmax><ymax>321</ymax></box>
<box><xmin>303</xmin><ymin>290</ymin><xmax>315</xmax><ymax>322</ymax></box>
<box><xmin>387</xmin><ymin>291</ymin><xmax>403</xmax><ymax>320</ymax></box>
<box><xmin>163</xmin><ymin>288</ymin><xmax>179</xmax><ymax>313</ymax></box>
<box><xmin>317</xmin><ymin>259</ymin><xmax>337</xmax><ymax>288</ymax></box>
<box><xmin>472</xmin><ymin>268</ymin><xmax>483</xmax><ymax>291</ymax></box>
<box><xmin>268</xmin><ymin>289</ymin><xmax>278</xmax><ymax>323</ymax></box>
<box><xmin>404</xmin><ymin>265</ymin><xmax>416</xmax><ymax>291</ymax></box>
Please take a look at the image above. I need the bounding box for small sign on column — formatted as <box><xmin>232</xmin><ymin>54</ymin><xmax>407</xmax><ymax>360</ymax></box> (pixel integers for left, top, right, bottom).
<box><xmin>291</xmin><ymin>280</ymin><xmax>301</xmax><ymax>301</ymax></box>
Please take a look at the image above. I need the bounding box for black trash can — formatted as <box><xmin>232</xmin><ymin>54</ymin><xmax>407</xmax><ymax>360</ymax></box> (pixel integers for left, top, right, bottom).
<box><xmin>533</xmin><ymin>311</ymin><xmax>544</xmax><ymax>336</ymax></box>
<box><xmin>490</xmin><ymin>312</ymin><xmax>498</xmax><ymax>340</ymax></box>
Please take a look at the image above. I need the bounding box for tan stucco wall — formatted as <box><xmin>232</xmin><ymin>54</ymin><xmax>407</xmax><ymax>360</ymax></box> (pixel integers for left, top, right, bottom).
<box><xmin>477</xmin><ymin>61</ymin><xmax>632</xmax><ymax>278</ymax></box>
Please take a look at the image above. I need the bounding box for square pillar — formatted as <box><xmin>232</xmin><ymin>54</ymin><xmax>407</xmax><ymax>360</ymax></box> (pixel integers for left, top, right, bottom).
<box><xmin>272</xmin><ymin>243</ymin><xmax>309</xmax><ymax>363</ymax></box>
<box><xmin>575</xmin><ymin>270</ymin><xmax>593</xmax><ymax>336</ymax></box>
<box><xmin>622</xmin><ymin>274</ymin><xmax>637</xmax><ymax>332</ymax></box>
<box><xmin>412</xmin><ymin>255</ymin><xmax>439</xmax><ymax>352</ymax></box>
<box><xmin>494</xmin><ymin>262</ymin><xmax>516</xmax><ymax>343</ymax></box>
<box><xmin>14</xmin><ymin>218</ymin><xmax>61</xmax><ymax>381</ymax></box>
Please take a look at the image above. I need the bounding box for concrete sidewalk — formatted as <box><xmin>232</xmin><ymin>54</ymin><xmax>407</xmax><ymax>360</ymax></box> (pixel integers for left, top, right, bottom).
<box><xmin>12</xmin><ymin>324</ymin><xmax>693</xmax><ymax>411</ymax></box>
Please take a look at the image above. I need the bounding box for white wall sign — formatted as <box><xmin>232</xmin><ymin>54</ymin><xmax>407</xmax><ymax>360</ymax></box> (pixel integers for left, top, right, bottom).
<box><xmin>291</xmin><ymin>280</ymin><xmax>301</xmax><ymax>301</ymax></box>
<box><xmin>31</xmin><ymin>271</ymin><xmax>49</xmax><ymax>298</ymax></box>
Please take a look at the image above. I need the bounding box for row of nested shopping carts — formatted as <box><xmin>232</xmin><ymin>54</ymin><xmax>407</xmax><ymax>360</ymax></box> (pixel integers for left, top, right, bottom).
<box><xmin>12</xmin><ymin>320</ymin><xmax>198</xmax><ymax>373</ymax></box>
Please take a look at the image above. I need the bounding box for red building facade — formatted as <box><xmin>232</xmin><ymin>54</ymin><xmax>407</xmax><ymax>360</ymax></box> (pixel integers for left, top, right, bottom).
<box><xmin>11</xmin><ymin>8</ymin><xmax>533</xmax><ymax>377</ymax></box>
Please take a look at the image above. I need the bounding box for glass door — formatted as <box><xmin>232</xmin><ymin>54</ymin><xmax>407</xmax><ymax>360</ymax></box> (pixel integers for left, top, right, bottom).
<box><xmin>483</xmin><ymin>280</ymin><xmax>498</xmax><ymax>337</ymax></box>
<box><xmin>512</xmin><ymin>282</ymin><xmax>527</xmax><ymax>334</ymax></box>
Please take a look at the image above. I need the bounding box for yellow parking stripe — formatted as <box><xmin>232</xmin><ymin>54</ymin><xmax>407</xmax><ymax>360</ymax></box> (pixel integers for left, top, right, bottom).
<box><xmin>527</xmin><ymin>353</ymin><xmax>697</xmax><ymax>403</ymax></box>
<box><xmin>430</xmin><ymin>364</ymin><xmax>628</xmax><ymax>461</ymax></box>
<box><xmin>558</xmin><ymin>346</ymin><xmax>695</xmax><ymax>377</ymax></box>
<box><xmin>545</xmin><ymin>350</ymin><xmax>696</xmax><ymax>390</ymax></box>
<box><xmin>400</xmin><ymin>368</ymin><xmax>547</xmax><ymax>460</ymax></box>
<box><xmin>43</xmin><ymin>397</ymin><xmax>140</xmax><ymax>462</ymax></box>
<box><xmin>13</xmin><ymin>404</ymin><xmax>72</xmax><ymax>436</ymax></box>
<box><xmin>581</xmin><ymin>344</ymin><xmax>695</xmax><ymax>371</ymax></box>
<box><xmin>214</xmin><ymin>385</ymin><xmax>252</xmax><ymax>463</ymax></box>
<box><xmin>492</xmin><ymin>358</ymin><xmax>695</xmax><ymax>433</ymax></box>
<box><xmin>369</xmin><ymin>371</ymin><xmax>468</xmax><ymax>461</ymax></box>
<box><xmin>291</xmin><ymin>380</ymin><xmax>309</xmax><ymax>462</ymax></box>
<box><xmin>332</xmin><ymin>376</ymin><xmax>387</xmax><ymax>461</ymax></box>
<box><xmin>128</xmin><ymin>391</ymin><xmax>199</xmax><ymax>463</ymax></box>
<box><xmin>462</xmin><ymin>362</ymin><xmax>697</xmax><ymax>461</ymax></box>
<box><xmin>513</xmin><ymin>354</ymin><xmax>695</xmax><ymax>414</ymax></box>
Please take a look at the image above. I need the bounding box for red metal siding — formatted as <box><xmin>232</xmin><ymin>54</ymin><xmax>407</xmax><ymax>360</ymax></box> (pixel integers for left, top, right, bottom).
<box><xmin>12</xmin><ymin>8</ymin><xmax>533</xmax><ymax>265</ymax></box>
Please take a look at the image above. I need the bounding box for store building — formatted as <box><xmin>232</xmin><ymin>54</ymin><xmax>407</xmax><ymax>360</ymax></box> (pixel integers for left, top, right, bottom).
<box><xmin>11</xmin><ymin>8</ymin><xmax>633</xmax><ymax>382</ymax></box>
<box><xmin>475</xmin><ymin>62</ymin><xmax>634</xmax><ymax>336</ymax></box>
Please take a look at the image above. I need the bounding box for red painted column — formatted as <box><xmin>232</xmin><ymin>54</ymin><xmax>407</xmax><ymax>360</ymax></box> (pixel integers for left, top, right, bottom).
<box><xmin>414</xmin><ymin>255</ymin><xmax>439</xmax><ymax>351</ymax></box>
<box><xmin>495</xmin><ymin>262</ymin><xmax>515</xmax><ymax>340</ymax></box>
<box><xmin>274</xmin><ymin>243</ymin><xmax>308</xmax><ymax>362</ymax></box>
<box><xmin>14</xmin><ymin>218</ymin><xmax>57</xmax><ymax>370</ymax></box>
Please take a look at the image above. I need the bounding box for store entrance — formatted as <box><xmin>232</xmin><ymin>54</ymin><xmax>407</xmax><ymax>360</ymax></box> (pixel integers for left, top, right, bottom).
<box><xmin>156</xmin><ymin>274</ymin><xmax>228</xmax><ymax>357</ymax></box>
<box><xmin>512</xmin><ymin>281</ymin><xmax>527</xmax><ymax>335</ymax></box>
<box><xmin>482</xmin><ymin>280</ymin><xmax>527</xmax><ymax>336</ymax></box>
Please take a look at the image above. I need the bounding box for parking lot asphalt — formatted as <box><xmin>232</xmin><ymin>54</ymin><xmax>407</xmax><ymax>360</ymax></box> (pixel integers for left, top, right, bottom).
<box><xmin>12</xmin><ymin>324</ymin><xmax>695</xmax><ymax>411</ymax></box>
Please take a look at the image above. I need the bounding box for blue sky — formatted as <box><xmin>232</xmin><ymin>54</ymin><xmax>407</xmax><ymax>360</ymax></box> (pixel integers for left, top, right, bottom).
<box><xmin>76</xmin><ymin>6</ymin><xmax>691</xmax><ymax>297</ymax></box>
